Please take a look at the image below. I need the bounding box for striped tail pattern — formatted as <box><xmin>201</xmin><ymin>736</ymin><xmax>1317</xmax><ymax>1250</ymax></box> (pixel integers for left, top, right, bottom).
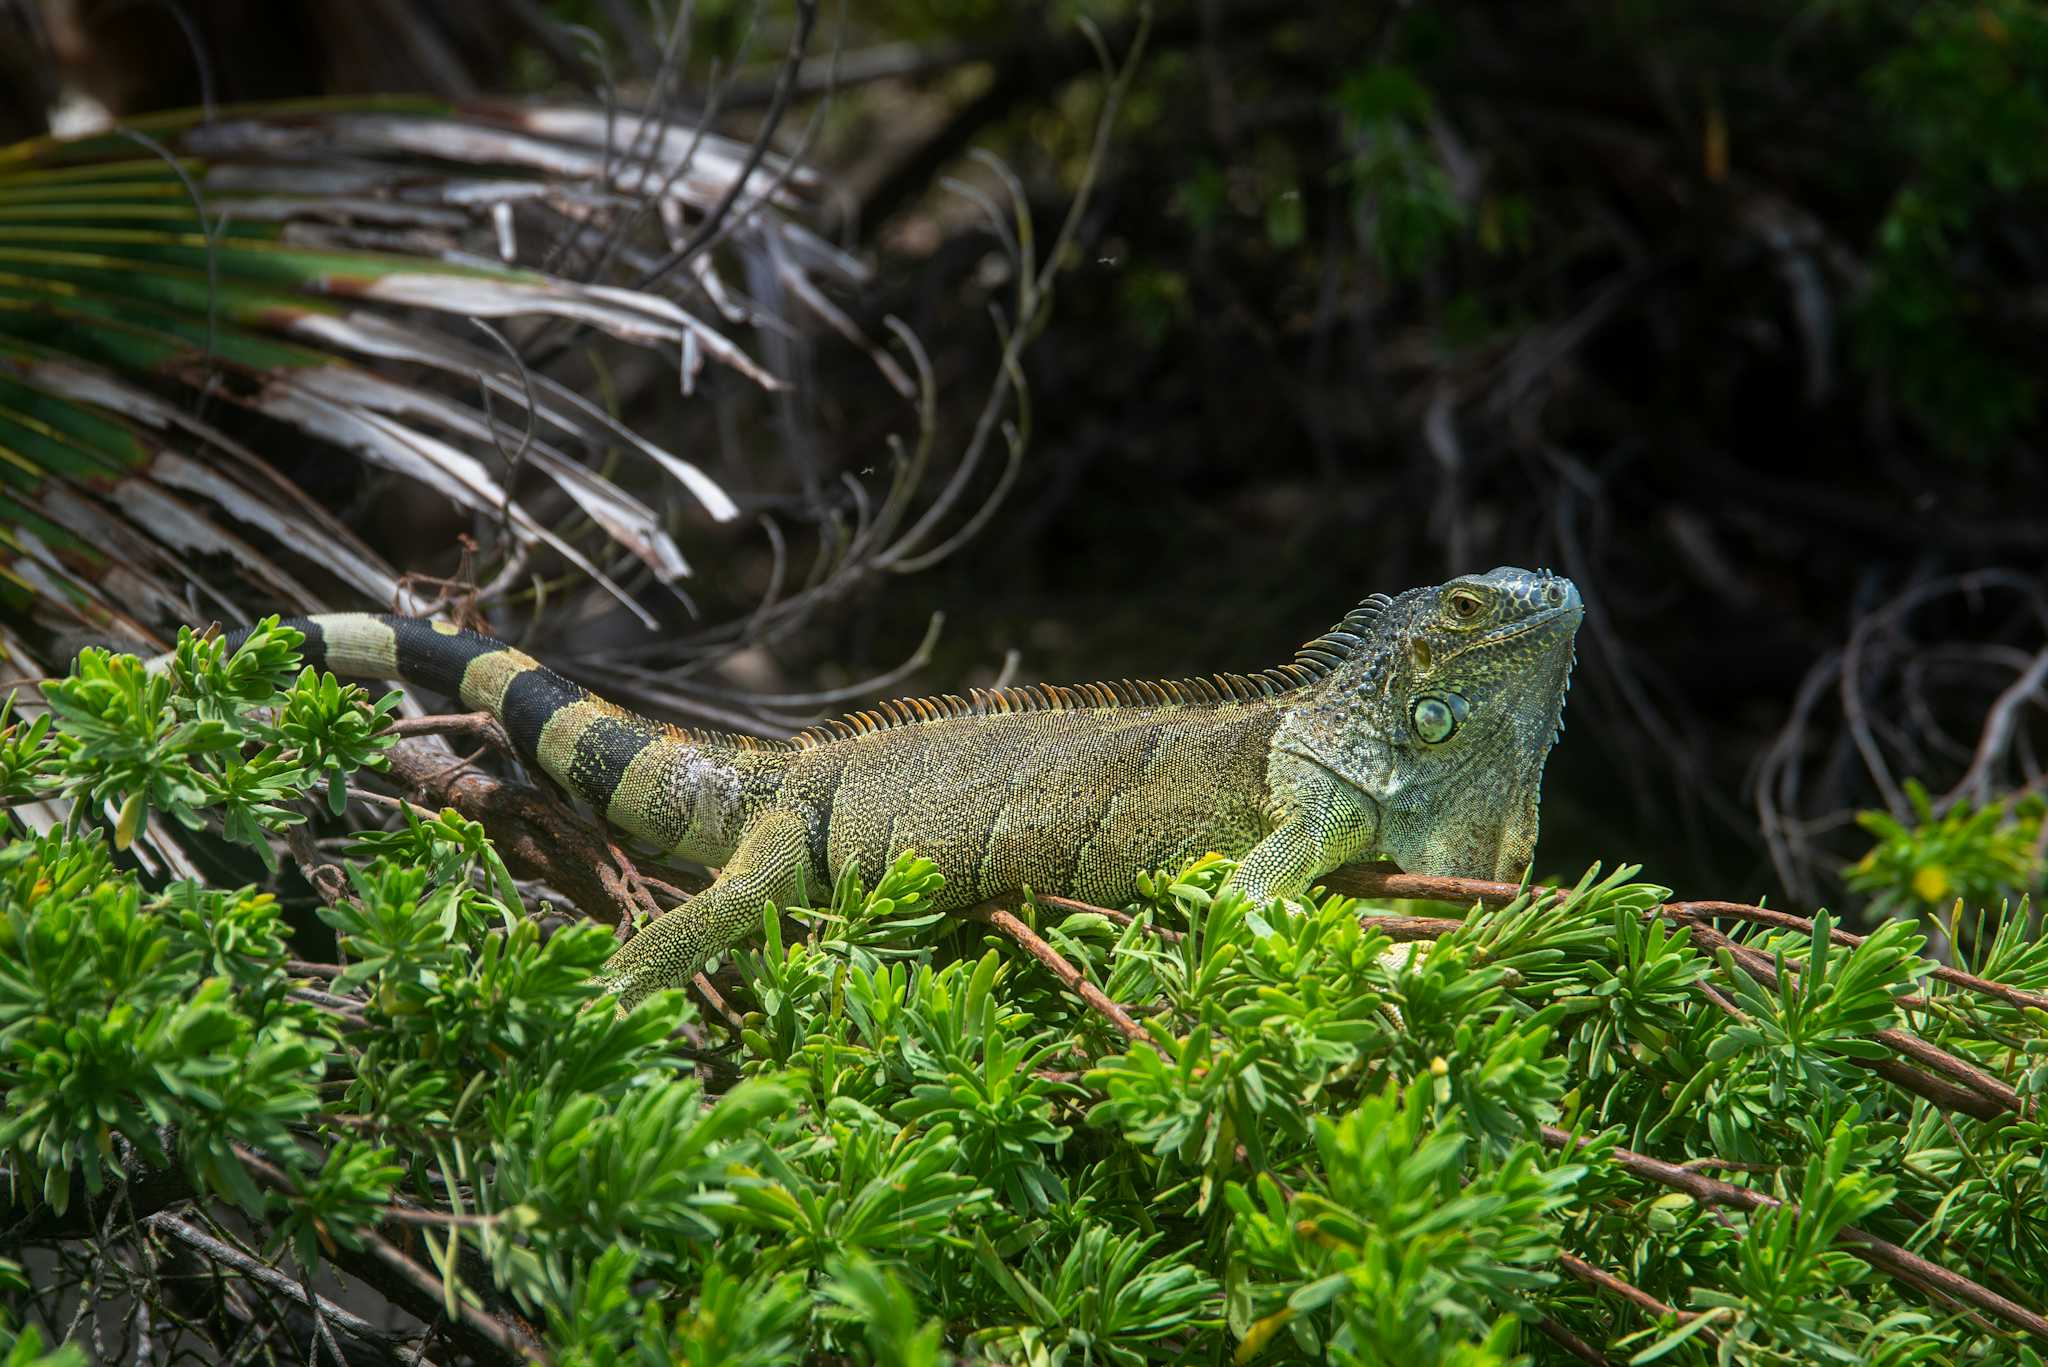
<box><xmin>221</xmin><ymin>614</ymin><xmax>756</xmax><ymax>866</ymax></box>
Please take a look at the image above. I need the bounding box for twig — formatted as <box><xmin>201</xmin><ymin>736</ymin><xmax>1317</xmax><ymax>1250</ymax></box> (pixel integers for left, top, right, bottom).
<box><xmin>1330</xmin><ymin>866</ymin><xmax>2048</xmax><ymax>1015</ymax></box>
<box><xmin>1665</xmin><ymin>899</ymin><xmax>2048</xmax><ymax>1014</ymax></box>
<box><xmin>359</xmin><ymin>1230</ymin><xmax>538</xmax><ymax>1364</ymax></box>
<box><xmin>1681</xmin><ymin>925</ymin><xmax>2023</xmax><ymax>1117</ymax></box>
<box><xmin>231</xmin><ymin>1147</ymin><xmax>540</xmax><ymax>1360</ymax></box>
<box><xmin>1693</xmin><ymin>979</ymin><xmax>1746</xmax><ymax>1019</ymax></box>
<box><xmin>972</xmin><ymin>903</ymin><xmax>1153</xmax><ymax>1047</ymax></box>
<box><xmin>632</xmin><ymin>0</ymin><xmax>819</xmax><ymax>289</ymax></box>
<box><xmin>388</xmin><ymin>712</ymin><xmax>514</xmax><ymax>749</ymax></box>
<box><xmin>1556</xmin><ymin>1252</ymin><xmax>1715</xmax><ymax>1346</ymax></box>
<box><xmin>1946</xmin><ymin>644</ymin><xmax>2048</xmax><ymax>809</ymax></box>
<box><xmin>691</xmin><ymin>970</ymin><xmax>747</xmax><ymax>1035</ymax></box>
<box><xmin>877</xmin><ymin>15</ymin><xmax>1148</xmax><ymax>576</ymax></box>
<box><xmin>381</xmin><ymin>738</ymin><xmax>642</xmax><ymax>928</ymax></box>
<box><xmin>409</xmin><ymin>743</ymin><xmax>499</xmax><ymax>796</ymax></box>
<box><xmin>469</xmin><ymin>318</ymin><xmax>539</xmax><ymax>557</ymax></box>
<box><xmin>381</xmin><ymin>1206</ymin><xmax>508</xmax><ymax>1231</ymax></box>
<box><xmin>1077</xmin><ymin>900</ymin><xmax>1187</xmax><ymax>943</ymax></box>
<box><xmin>287</xmin><ymin>987</ymin><xmax>369</xmax><ymax>1026</ymax></box>
<box><xmin>284</xmin><ymin>826</ymin><xmax>351</xmax><ymax>910</ymax></box>
<box><xmin>1062</xmin><ymin>867</ymin><xmax>2027</xmax><ymax>1120</ymax></box>
<box><xmin>1535</xmin><ymin>1313</ymin><xmax>1617</xmax><ymax>1367</ymax></box>
<box><xmin>229</xmin><ymin>1145</ymin><xmax>540</xmax><ymax>1364</ymax></box>
<box><xmin>1540</xmin><ymin>1127</ymin><xmax>2048</xmax><ymax>1343</ymax></box>
<box><xmin>721</xmin><ymin>36</ymin><xmax>985</xmax><ymax>105</ymax></box>
<box><xmin>1339</xmin><ymin>866</ymin><xmax>2024</xmax><ymax>1118</ymax></box>
<box><xmin>144</xmin><ymin>1214</ymin><xmax>399</xmax><ymax>1350</ymax></box>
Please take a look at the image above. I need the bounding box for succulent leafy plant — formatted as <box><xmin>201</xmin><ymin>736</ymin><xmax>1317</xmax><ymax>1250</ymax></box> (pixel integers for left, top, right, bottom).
<box><xmin>3</xmin><ymin>625</ymin><xmax>2045</xmax><ymax>1364</ymax></box>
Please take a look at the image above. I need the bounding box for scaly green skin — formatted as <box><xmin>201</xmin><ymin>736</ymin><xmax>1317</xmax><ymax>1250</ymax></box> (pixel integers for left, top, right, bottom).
<box><xmin>230</xmin><ymin>567</ymin><xmax>1581</xmax><ymax>1008</ymax></box>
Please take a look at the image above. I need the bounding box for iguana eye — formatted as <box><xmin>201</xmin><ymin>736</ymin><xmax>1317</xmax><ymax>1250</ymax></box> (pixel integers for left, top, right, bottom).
<box><xmin>1411</xmin><ymin>692</ymin><xmax>1467</xmax><ymax>743</ymax></box>
<box><xmin>1448</xmin><ymin>590</ymin><xmax>1485</xmax><ymax>620</ymax></box>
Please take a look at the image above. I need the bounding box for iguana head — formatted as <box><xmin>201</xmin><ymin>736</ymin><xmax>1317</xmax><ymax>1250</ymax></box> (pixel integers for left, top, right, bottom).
<box><xmin>1275</xmin><ymin>566</ymin><xmax>1583</xmax><ymax>881</ymax></box>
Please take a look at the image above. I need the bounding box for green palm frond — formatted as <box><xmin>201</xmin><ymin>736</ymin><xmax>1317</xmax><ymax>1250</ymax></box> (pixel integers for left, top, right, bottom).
<box><xmin>0</xmin><ymin>95</ymin><xmax>861</xmax><ymax>648</ymax></box>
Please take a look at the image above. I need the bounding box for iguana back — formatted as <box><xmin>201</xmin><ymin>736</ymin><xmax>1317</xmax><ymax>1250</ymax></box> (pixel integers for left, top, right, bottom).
<box><xmin>795</xmin><ymin>699</ymin><xmax>1280</xmax><ymax>907</ymax></box>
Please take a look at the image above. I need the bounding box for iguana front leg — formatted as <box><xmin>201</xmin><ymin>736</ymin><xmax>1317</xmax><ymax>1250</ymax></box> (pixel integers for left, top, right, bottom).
<box><xmin>1225</xmin><ymin>753</ymin><xmax>1379</xmax><ymax>905</ymax></box>
<box><xmin>596</xmin><ymin>810</ymin><xmax>812</xmax><ymax>1009</ymax></box>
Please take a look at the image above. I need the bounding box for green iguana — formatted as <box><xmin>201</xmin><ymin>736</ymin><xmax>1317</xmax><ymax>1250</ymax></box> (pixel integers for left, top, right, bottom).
<box><xmin>217</xmin><ymin>567</ymin><xmax>1582</xmax><ymax>1008</ymax></box>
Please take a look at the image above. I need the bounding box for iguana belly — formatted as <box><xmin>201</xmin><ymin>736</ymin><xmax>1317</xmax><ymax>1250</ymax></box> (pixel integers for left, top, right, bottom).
<box><xmin>806</xmin><ymin>704</ymin><xmax>1280</xmax><ymax>908</ymax></box>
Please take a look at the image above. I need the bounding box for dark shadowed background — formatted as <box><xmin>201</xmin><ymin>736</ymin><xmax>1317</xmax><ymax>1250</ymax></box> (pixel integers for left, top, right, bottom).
<box><xmin>7</xmin><ymin>0</ymin><xmax>2045</xmax><ymax>918</ymax></box>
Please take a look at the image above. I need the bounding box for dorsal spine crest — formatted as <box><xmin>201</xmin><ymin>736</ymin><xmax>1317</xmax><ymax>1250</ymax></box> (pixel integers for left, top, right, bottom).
<box><xmin>756</xmin><ymin>591</ymin><xmax>1392</xmax><ymax>750</ymax></box>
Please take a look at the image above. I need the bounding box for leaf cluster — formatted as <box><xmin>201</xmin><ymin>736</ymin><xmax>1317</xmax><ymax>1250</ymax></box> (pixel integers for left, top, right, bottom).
<box><xmin>1847</xmin><ymin>779</ymin><xmax>2045</xmax><ymax>923</ymax></box>
<box><xmin>29</xmin><ymin>621</ymin><xmax>399</xmax><ymax>863</ymax></box>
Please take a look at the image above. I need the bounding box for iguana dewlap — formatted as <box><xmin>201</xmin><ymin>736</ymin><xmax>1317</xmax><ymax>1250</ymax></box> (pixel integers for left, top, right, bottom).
<box><xmin>222</xmin><ymin>568</ymin><xmax>1581</xmax><ymax>1007</ymax></box>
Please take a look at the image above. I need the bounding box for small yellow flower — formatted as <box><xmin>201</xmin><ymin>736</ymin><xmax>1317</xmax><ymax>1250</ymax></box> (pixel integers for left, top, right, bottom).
<box><xmin>1911</xmin><ymin>865</ymin><xmax>1951</xmax><ymax>904</ymax></box>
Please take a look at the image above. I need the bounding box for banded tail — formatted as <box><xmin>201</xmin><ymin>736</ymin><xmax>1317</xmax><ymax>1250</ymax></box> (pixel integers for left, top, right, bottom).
<box><xmin>222</xmin><ymin>613</ymin><xmax>749</xmax><ymax>859</ymax></box>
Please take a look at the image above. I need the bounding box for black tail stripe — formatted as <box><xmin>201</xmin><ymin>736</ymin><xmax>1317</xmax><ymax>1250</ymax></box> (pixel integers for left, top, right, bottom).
<box><xmin>569</xmin><ymin>716</ymin><xmax>656</xmax><ymax>815</ymax></box>
<box><xmin>295</xmin><ymin>618</ymin><xmax>329</xmax><ymax>675</ymax></box>
<box><xmin>499</xmin><ymin>667</ymin><xmax>584</xmax><ymax>766</ymax></box>
<box><xmin>383</xmin><ymin>616</ymin><xmax>505</xmax><ymax>698</ymax></box>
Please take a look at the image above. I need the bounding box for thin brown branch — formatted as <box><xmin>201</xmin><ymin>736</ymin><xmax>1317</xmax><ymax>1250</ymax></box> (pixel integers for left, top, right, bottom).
<box><xmin>1329</xmin><ymin>864</ymin><xmax>2033</xmax><ymax>1117</ymax></box>
<box><xmin>1945</xmin><ymin>644</ymin><xmax>2048</xmax><ymax>808</ymax></box>
<box><xmin>380</xmin><ymin>1205</ymin><xmax>507</xmax><ymax>1230</ymax></box>
<box><xmin>378</xmin><ymin>737</ymin><xmax>747</xmax><ymax>1034</ymax></box>
<box><xmin>1354</xmin><ymin>912</ymin><xmax>1468</xmax><ymax>941</ymax></box>
<box><xmin>1682</xmin><ymin>923</ymin><xmax>2021</xmax><ymax>1119</ymax></box>
<box><xmin>1039</xmin><ymin>866</ymin><xmax>2024</xmax><ymax>1120</ymax></box>
<box><xmin>1540</xmin><ymin>1127</ymin><xmax>2048</xmax><ymax>1343</ymax></box>
<box><xmin>1693</xmin><ymin>979</ymin><xmax>1746</xmax><ymax>1019</ymax></box>
<box><xmin>1318</xmin><ymin>864</ymin><xmax>1563</xmax><ymax>908</ymax></box>
<box><xmin>287</xmin><ymin>987</ymin><xmax>369</xmax><ymax>1026</ymax></box>
<box><xmin>632</xmin><ymin>0</ymin><xmax>819</xmax><ymax>289</ymax></box>
<box><xmin>387</xmin><ymin>712</ymin><xmax>512</xmax><ymax>747</ymax></box>
<box><xmin>382</xmin><ymin>738</ymin><xmax>640</xmax><ymax>928</ymax></box>
<box><xmin>1665</xmin><ymin>899</ymin><xmax>2048</xmax><ymax>1014</ymax></box>
<box><xmin>690</xmin><ymin>970</ymin><xmax>747</xmax><ymax>1035</ymax></box>
<box><xmin>1556</xmin><ymin>1252</ymin><xmax>1715</xmax><ymax>1347</ymax></box>
<box><xmin>145</xmin><ymin>1213</ymin><xmax>400</xmax><ymax>1350</ymax></box>
<box><xmin>230</xmin><ymin>1145</ymin><xmax>540</xmax><ymax>1364</ymax></box>
<box><xmin>285</xmin><ymin>825</ymin><xmax>350</xmax><ymax>910</ymax></box>
<box><xmin>1677</xmin><ymin>1158</ymin><xmax>1777</xmax><ymax>1174</ymax></box>
<box><xmin>358</xmin><ymin>1230</ymin><xmax>538</xmax><ymax>1365</ymax></box>
<box><xmin>1535</xmin><ymin>1312</ymin><xmax>1618</xmax><ymax>1367</ymax></box>
<box><xmin>973</xmin><ymin>903</ymin><xmax>1154</xmax><ymax>1047</ymax></box>
<box><xmin>1048</xmin><ymin>895</ymin><xmax>1192</xmax><ymax>943</ymax></box>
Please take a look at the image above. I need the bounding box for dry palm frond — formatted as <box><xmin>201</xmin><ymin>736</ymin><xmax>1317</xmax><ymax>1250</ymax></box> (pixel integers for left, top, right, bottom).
<box><xmin>0</xmin><ymin>94</ymin><xmax>863</xmax><ymax>645</ymax></box>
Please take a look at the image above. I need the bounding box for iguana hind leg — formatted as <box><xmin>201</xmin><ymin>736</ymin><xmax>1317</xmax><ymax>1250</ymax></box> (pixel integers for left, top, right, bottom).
<box><xmin>596</xmin><ymin>811</ymin><xmax>811</xmax><ymax>1009</ymax></box>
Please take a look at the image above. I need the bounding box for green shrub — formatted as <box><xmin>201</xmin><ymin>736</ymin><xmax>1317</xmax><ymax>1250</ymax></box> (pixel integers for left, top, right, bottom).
<box><xmin>2</xmin><ymin>630</ymin><xmax>2046</xmax><ymax>1363</ymax></box>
